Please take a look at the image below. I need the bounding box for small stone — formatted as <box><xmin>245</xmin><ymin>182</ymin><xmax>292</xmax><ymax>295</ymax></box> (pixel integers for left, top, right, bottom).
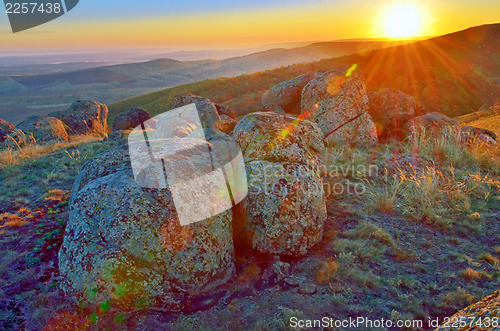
<box><xmin>283</xmin><ymin>276</ymin><xmax>304</xmax><ymax>287</ymax></box>
<box><xmin>258</xmin><ymin>261</ymin><xmax>291</xmax><ymax>289</ymax></box>
<box><xmin>298</xmin><ymin>283</ymin><xmax>317</xmax><ymax>295</ymax></box>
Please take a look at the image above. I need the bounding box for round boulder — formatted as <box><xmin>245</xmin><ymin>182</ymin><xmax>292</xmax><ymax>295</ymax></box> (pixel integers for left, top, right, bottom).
<box><xmin>301</xmin><ymin>67</ymin><xmax>369</xmax><ymax>138</ymax></box>
<box><xmin>112</xmin><ymin>108</ymin><xmax>152</xmax><ymax>131</ymax></box>
<box><xmin>300</xmin><ymin>67</ymin><xmax>377</xmax><ymax>147</ymax></box>
<box><xmin>172</xmin><ymin>94</ymin><xmax>221</xmax><ymax>130</ymax></box>
<box><xmin>324</xmin><ymin>112</ymin><xmax>378</xmax><ymax>148</ymax></box>
<box><xmin>368</xmin><ymin>88</ymin><xmax>417</xmax><ymax>140</ymax></box>
<box><xmin>243</xmin><ymin>161</ymin><xmax>327</xmax><ymax>256</ymax></box>
<box><xmin>50</xmin><ymin>100</ymin><xmax>109</xmax><ymax>135</ymax></box>
<box><xmin>16</xmin><ymin>116</ymin><xmax>68</xmax><ymax>143</ymax></box>
<box><xmin>233</xmin><ymin>112</ymin><xmax>324</xmax><ymax>165</ymax></box>
<box><xmin>262</xmin><ymin>72</ymin><xmax>319</xmax><ymax>115</ymax></box>
<box><xmin>59</xmin><ymin>145</ymin><xmax>235</xmax><ymax>310</ymax></box>
<box><xmin>405</xmin><ymin>112</ymin><xmax>460</xmax><ymax>139</ymax></box>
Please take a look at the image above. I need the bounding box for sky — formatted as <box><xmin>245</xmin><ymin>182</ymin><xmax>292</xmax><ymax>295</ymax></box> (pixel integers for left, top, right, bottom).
<box><xmin>1</xmin><ymin>0</ymin><xmax>499</xmax><ymax>53</ymax></box>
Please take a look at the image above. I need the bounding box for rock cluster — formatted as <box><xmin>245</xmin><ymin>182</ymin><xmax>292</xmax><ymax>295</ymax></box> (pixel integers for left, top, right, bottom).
<box><xmin>262</xmin><ymin>67</ymin><xmax>378</xmax><ymax>147</ymax></box>
<box><xmin>50</xmin><ymin>100</ymin><xmax>109</xmax><ymax>135</ymax></box>
<box><xmin>16</xmin><ymin>116</ymin><xmax>69</xmax><ymax>143</ymax></box>
<box><xmin>0</xmin><ymin>100</ymin><xmax>110</xmax><ymax>149</ymax></box>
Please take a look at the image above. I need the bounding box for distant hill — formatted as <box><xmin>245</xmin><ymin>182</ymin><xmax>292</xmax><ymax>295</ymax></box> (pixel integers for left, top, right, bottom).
<box><xmin>109</xmin><ymin>23</ymin><xmax>500</xmax><ymax>121</ymax></box>
<box><xmin>0</xmin><ymin>39</ymin><xmax>415</xmax><ymax>124</ymax></box>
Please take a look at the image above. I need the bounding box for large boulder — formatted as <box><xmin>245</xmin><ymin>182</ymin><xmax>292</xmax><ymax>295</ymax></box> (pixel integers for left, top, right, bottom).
<box><xmin>111</xmin><ymin>108</ymin><xmax>151</xmax><ymax>131</ymax></box>
<box><xmin>368</xmin><ymin>88</ymin><xmax>417</xmax><ymax>140</ymax></box>
<box><xmin>326</xmin><ymin>112</ymin><xmax>378</xmax><ymax>148</ymax></box>
<box><xmin>233</xmin><ymin>112</ymin><xmax>324</xmax><ymax>165</ymax></box>
<box><xmin>16</xmin><ymin>116</ymin><xmax>68</xmax><ymax>143</ymax></box>
<box><xmin>243</xmin><ymin>161</ymin><xmax>327</xmax><ymax>255</ymax></box>
<box><xmin>435</xmin><ymin>290</ymin><xmax>500</xmax><ymax>331</ymax></box>
<box><xmin>262</xmin><ymin>73</ymin><xmax>319</xmax><ymax>115</ymax></box>
<box><xmin>50</xmin><ymin>100</ymin><xmax>109</xmax><ymax>135</ymax></box>
<box><xmin>59</xmin><ymin>142</ymin><xmax>236</xmax><ymax>310</ymax></box>
<box><xmin>172</xmin><ymin>94</ymin><xmax>221</xmax><ymax>130</ymax></box>
<box><xmin>0</xmin><ymin>118</ymin><xmax>15</xmax><ymax>143</ymax></box>
<box><xmin>301</xmin><ymin>67</ymin><xmax>377</xmax><ymax>147</ymax></box>
<box><xmin>234</xmin><ymin>112</ymin><xmax>327</xmax><ymax>255</ymax></box>
<box><xmin>405</xmin><ymin>112</ymin><xmax>460</xmax><ymax>139</ymax></box>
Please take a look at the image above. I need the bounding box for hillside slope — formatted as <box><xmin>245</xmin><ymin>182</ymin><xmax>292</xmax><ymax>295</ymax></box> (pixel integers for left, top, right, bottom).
<box><xmin>0</xmin><ymin>40</ymin><xmax>414</xmax><ymax>124</ymax></box>
<box><xmin>110</xmin><ymin>24</ymin><xmax>500</xmax><ymax>120</ymax></box>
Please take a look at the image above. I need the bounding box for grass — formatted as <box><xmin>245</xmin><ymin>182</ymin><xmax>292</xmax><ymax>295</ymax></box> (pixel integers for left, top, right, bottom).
<box><xmin>1</xmin><ymin>101</ymin><xmax>500</xmax><ymax>329</ymax></box>
<box><xmin>356</xmin><ymin>128</ymin><xmax>500</xmax><ymax>231</ymax></box>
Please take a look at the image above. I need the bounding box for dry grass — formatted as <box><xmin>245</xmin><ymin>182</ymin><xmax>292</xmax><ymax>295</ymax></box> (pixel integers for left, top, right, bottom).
<box><xmin>479</xmin><ymin>253</ymin><xmax>500</xmax><ymax>265</ymax></box>
<box><xmin>0</xmin><ymin>135</ymin><xmax>103</xmax><ymax>168</ymax></box>
<box><xmin>0</xmin><ymin>213</ymin><xmax>28</xmax><ymax>228</ymax></box>
<box><xmin>440</xmin><ymin>287</ymin><xmax>476</xmax><ymax>310</ymax></box>
<box><xmin>316</xmin><ymin>259</ymin><xmax>339</xmax><ymax>285</ymax></box>
<box><xmin>45</xmin><ymin>189</ymin><xmax>69</xmax><ymax>202</ymax></box>
<box><xmin>361</xmin><ymin>128</ymin><xmax>500</xmax><ymax>229</ymax></box>
<box><xmin>460</xmin><ymin>268</ymin><xmax>483</xmax><ymax>281</ymax></box>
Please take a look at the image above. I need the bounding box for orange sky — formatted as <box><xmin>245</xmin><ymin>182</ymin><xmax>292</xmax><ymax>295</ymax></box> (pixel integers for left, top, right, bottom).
<box><xmin>1</xmin><ymin>0</ymin><xmax>499</xmax><ymax>51</ymax></box>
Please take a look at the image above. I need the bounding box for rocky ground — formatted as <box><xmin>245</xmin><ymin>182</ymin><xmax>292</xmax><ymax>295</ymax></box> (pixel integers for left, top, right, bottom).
<box><xmin>0</xmin><ymin>68</ymin><xmax>499</xmax><ymax>330</ymax></box>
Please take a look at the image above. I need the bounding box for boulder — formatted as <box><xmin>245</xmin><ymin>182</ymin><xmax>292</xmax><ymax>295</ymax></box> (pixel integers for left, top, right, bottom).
<box><xmin>2</xmin><ymin>128</ymin><xmax>36</xmax><ymax>149</ymax></box>
<box><xmin>233</xmin><ymin>112</ymin><xmax>324</xmax><ymax>165</ymax></box>
<box><xmin>368</xmin><ymin>88</ymin><xmax>417</xmax><ymax>140</ymax></box>
<box><xmin>218</xmin><ymin>115</ymin><xmax>237</xmax><ymax>134</ymax></box>
<box><xmin>405</xmin><ymin>112</ymin><xmax>460</xmax><ymax>139</ymax></box>
<box><xmin>50</xmin><ymin>100</ymin><xmax>109</xmax><ymax>135</ymax></box>
<box><xmin>172</xmin><ymin>94</ymin><xmax>221</xmax><ymax>130</ymax></box>
<box><xmin>301</xmin><ymin>67</ymin><xmax>377</xmax><ymax>147</ymax></box>
<box><xmin>244</xmin><ymin>161</ymin><xmax>327</xmax><ymax>255</ymax></box>
<box><xmin>16</xmin><ymin>116</ymin><xmax>68</xmax><ymax>143</ymax></box>
<box><xmin>234</xmin><ymin>112</ymin><xmax>327</xmax><ymax>256</ymax></box>
<box><xmin>59</xmin><ymin>144</ymin><xmax>235</xmax><ymax>310</ymax></box>
<box><xmin>262</xmin><ymin>104</ymin><xmax>286</xmax><ymax>114</ymax></box>
<box><xmin>0</xmin><ymin>118</ymin><xmax>15</xmax><ymax>143</ymax></box>
<box><xmin>262</xmin><ymin>73</ymin><xmax>319</xmax><ymax>115</ymax></box>
<box><xmin>214</xmin><ymin>103</ymin><xmax>236</xmax><ymax>119</ymax></box>
<box><xmin>325</xmin><ymin>112</ymin><xmax>378</xmax><ymax>148</ymax></box>
<box><xmin>111</xmin><ymin>108</ymin><xmax>151</xmax><ymax>131</ymax></box>
<box><xmin>435</xmin><ymin>290</ymin><xmax>500</xmax><ymax>331</ymax></box>
<box><xmin>460</xmin><ymin>126</ymin><xmax>498</xmax><ymax>145</ymax></box>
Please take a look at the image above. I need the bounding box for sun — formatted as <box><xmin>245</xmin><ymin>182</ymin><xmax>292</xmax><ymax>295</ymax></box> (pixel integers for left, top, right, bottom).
<box><xmin>384</xmin><ymin>4</ymin><xmax>423</xmax><ymax>38</ymax></box>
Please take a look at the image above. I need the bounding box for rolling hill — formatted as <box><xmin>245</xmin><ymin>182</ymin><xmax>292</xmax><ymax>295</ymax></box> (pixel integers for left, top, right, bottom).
<box><xmin>0</xmin><ymin>39</ymin><xmax>415</xmax><ymax>124</ymax></box>
<box><xmin>109</xmin><ymin>23</ymin><xmax>500</xmax><ymax>122</ymax></box>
